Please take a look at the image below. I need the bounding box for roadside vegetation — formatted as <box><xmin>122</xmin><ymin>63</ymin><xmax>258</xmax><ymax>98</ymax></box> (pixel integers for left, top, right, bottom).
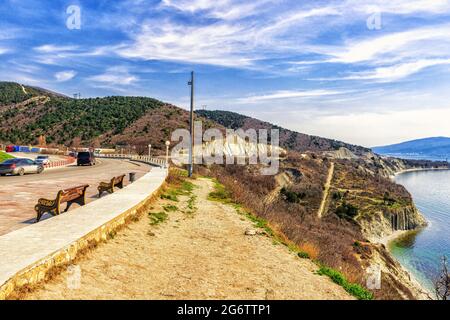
<box><xmin>0</xmin><ymin>151</ymin><xmax>13</xmax><ymax>162</ymax></box>
<box><xmin>150</xmin><ymin>168</ymin><xmax>198</xmax><ymax>223</ymax></box>
<box><xmin>317</xmin><ymin>266</ymin><xmax>373</xmax><ymax>300</ymax></box>
<box><xmin>206</xmin><ymin>176</ymin><xmax>372</xmax><ymax>300</ymax></box>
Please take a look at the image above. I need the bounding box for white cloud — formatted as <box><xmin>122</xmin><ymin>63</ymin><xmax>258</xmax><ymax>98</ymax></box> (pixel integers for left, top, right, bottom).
<box><xmin>118</xmin><ymin>21</ymin><xmax>256</xmax><ymax>67</ymax></box>
<box><xmin>0</xmin><ymin>47</ymin><xmax>10</xmax><ymax>55</ymax></box>
<box><xmin>88</xmin><ymin>66</ymin><xmax>138</xmax><ymax>85</ymax></box>
<box><xmin>160</xmin><ymin>0</ymin><xmax>274</xmax><ymax>20</ymax></box>
<box><xmin>118</xmin><ymin>5</ymin><xmax>341</xmax><ymax>67</ymax></box>
<box><xmin>34</xmin><ymin>44</ymin><xmax>79</xmax><ymax>53</ymax></box>
<box><xmin>55</xmin><ymin>70</ymin><xmax>77</xmax><ymax>82</ymax></box>
<box><xmin>342</xmin><ymin>59</ymin><xmax>450</xmax><ymax>82</ymax></box>
<box><xmin>237</xmin><ymin>89</ymin><xmax>346</xmax><ymax>103</ymax></box>
<box><xmin>325</xmin><ymin>24</ymin><xmax>450</xmax><ymax>64</ymax></box>
<box><xmin>346</xmin><ymin>0</ymin><xmax>450</xmax><ymax>15</ymax></box>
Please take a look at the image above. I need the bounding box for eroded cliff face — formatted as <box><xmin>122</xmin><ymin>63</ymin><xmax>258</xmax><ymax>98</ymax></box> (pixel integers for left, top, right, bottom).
<box><xmin>368</xmin><ymin>244</ymin><xmax>431</xmax><ymax>300</ymax></box>
<box><xmin>358</xmin><ymin>205</ymin><xmax>427</xmax><ymax>242</ymax></box>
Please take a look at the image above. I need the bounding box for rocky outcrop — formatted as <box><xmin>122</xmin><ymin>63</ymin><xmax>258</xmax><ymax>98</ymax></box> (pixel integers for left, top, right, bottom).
<box><xmin>358</xmin><ymin>205</ymin><xmax>427</xmax><ymax>243</ymax></box>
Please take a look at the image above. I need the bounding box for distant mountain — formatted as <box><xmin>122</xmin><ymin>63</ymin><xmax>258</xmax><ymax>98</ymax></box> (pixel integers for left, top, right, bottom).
<box><xmin>373</xmin><ymin>137</ymin><xmax>450</xmax><ymax>160</ymax></box>
<box><xmin>196</xmin><ymin>110</ymin><xmax>370</xmax><ymax>155</ymax></box>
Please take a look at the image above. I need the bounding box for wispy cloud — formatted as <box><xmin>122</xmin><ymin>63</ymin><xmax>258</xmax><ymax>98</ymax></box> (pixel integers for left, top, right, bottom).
<box><xmin>0</xmin><ymin>47</ymin><xmax>10</xmax><ymax>55</ymax></box>
<box><xmin>324</xmin><ymin>24</ymin><xmax>450</xmax><ymax>64</ymax></box>
<box><xmin>55</xmin><ymin>70</ymin><xmax>77</xmax><ymax>82</ymax></box>
<box><xmin>345</xmin><ymin>0</ymin><xmax>450</xmax><ymax>15</ymax></box>
<box><xmin>237</xmin><ymin>89</ymin><xmax>346</xmax><ymax>103</ymax></box>
<box><xmin>341</xmin><ymin>59</ymin><xmax>450</xmax><ymax>82</ymax></box>
<box><xmin>160</xmin><ymin>0</ymin><xmax>275</xmax><ymax>20</ymax></box>
<box><xmin>34</xmin><ymin>44</ymin><xmax>80</xmax><ymax>53</ymax></box>
<box><xmin>88</xmin><ymin>66</ymin><xmax>138</xmax><ymax>86</ymax></box>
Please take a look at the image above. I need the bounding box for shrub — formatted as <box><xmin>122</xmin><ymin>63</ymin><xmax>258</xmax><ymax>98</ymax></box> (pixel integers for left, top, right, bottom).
<box><xmin>208</xmin><ymin>180</ymin><xmax>232</xmax><ymax>203</ymax></box>
<box><xmin>280</xmin><ymin>187</ymin><xmax>306</xmax><ymax>203</ymax></box>
<box><xmin>335</xmin><ymin>202</ymin><xmax>358</xmax><ymax>219</ymax></box>
<box><xmin>148</xmin><ymin>211</ymin><xmax>168</xmax><ymax>225</ymax></box>
<box><xmin>298</xmin><ymin>252</ymin><xmax>310</xmax><ymax>259</ymax></box>
<box><xmin>298</xmin><ymin>242</ymin><xmax>320</xmax><ymax>260</ymax></box>
<box><xmin>317</xmin><ymin>266</ymin><xmax>373</xmax><ymax>300</ymax></box>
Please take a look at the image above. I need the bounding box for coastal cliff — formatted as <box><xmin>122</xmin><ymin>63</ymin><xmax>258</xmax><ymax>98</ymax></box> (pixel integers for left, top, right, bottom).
<box><xmin>358</xmin><ymin>205</ymin><xmax>427</xmax><ymax>243</ymax></box>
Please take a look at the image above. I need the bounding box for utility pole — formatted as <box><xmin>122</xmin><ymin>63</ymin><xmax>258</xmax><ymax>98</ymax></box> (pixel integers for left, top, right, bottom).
<box><xmin>188</xmin><ymin>71</ymin><xmax>195</xmax><ymax>177</ymax></box>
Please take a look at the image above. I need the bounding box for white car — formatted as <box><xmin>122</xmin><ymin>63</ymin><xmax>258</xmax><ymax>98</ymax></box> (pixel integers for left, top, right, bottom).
<box><xmin>35</xmin><ymin>155</ymin><xmax>50</xmax><ymax>165</ymax></box>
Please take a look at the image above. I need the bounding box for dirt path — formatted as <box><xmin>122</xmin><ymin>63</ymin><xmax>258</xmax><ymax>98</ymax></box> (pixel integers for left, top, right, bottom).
<box><xmin>317</xmin><ymin>162</ymin><xmax>334</xmax><ymax>219</ymax></box>
<box><xmin>24</xmin><ymin>177</ymin><xmax>352</xmax><ymax>300</ymax></box>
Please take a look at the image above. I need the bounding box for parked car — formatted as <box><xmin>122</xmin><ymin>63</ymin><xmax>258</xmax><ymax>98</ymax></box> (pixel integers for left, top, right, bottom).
<box><xmin>35</xmin><ymin>155</ymin><xmax>50</xmax><ymax>165</ymax></box>
<box><xmin>77</xmin><ymin>152</ymin><xmax>96</xmax><ymax>166</ymax></box>
<box><xmin>0</xmin><ymin>158</ymin><xmax>44</xmax><ymax>176</ymax></box>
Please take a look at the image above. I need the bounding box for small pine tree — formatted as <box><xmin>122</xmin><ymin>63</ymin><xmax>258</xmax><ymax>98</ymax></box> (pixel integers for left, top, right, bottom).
<box><xmin>435</xmin><ymin>256</ymin><xmax>450</xmax><ymax>300</ymax></box>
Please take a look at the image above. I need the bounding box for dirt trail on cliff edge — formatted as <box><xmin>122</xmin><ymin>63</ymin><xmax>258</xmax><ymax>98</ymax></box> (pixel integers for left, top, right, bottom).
<box><xmin>25</xmin><ymin>178</ymin><xmax>352</xmax><ymax>300</ymax></box>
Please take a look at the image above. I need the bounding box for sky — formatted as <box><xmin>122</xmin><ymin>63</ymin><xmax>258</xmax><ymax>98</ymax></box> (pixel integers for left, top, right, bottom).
<box><xmin>1</xmin><ymin>0</ymin><xmax>450</xmax><ymax>147</ymax></box>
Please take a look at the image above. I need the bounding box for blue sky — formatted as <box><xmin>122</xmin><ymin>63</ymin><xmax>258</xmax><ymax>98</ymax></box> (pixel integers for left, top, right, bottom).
<box><xmin>1</xmin><ymin>0</ymin><xmax>450</xmax><ymax>146</ymax></box>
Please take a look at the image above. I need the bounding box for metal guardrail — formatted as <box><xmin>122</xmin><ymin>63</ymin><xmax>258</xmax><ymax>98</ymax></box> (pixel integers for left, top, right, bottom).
<box><xmin>95</xmin><ymin>154</ymin><xmax>167</xmax><ymax>167</ymax></box>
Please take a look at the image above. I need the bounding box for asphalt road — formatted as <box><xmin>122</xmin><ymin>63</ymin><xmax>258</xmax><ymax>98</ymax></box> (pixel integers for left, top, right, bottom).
<box><xmin>0</xmin><ymin>158</ymin><xmax>151</xmax><ymax>236</ymax></box>
<box><xmin>0</xmin><ymin>158</ymin><xmax>139</xmax><ymax>184</ymax></box>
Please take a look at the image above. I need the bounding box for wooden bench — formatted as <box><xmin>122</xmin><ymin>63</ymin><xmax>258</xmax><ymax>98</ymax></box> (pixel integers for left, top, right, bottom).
<box><xmin>98</xmin><ymin>174</ymin><xmax>126</xmax><ymax>197</ymax></box>
<box><xmin>34</xmin><ymin>185</ymin><xmax>89</xmax><ymax>222</ymax></box>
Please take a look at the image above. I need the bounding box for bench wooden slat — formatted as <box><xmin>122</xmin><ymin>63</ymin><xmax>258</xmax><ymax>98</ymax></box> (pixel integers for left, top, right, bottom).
<box><xmin>34</xmin><ymin>184</ymin><xmax>89</xmax><ymax>222</ymax></box>
<box><xmin>98</xmin><ymin>175</ymin><xmax>126</xmax><ymax>198</ymax></box>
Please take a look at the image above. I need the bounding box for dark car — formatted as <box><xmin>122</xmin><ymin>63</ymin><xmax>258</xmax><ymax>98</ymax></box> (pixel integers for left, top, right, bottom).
<box><xmin>77</xmin><ymin>152</ymin><xmax>96</xmax><ymax>166</ymax></box>
<box><xmin>0</xmin><ymin>158</ymin><xmax>44</xmax><ymax>176</ymax></box>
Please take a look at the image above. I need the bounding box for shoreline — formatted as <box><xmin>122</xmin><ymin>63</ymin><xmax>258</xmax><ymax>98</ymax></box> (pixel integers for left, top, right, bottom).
<box><xmin>376</xmin><ymin>228</ymin><xmax>434</xmax><ymax>299</ymax></box>
<box><xmin>383</xmin><ymin>166</ymin><xmax>440</xmax><ymax>299</ymax></box>
<box><xmin>391</xmin><ymin>167</ymin><xmax>450</xmax><ymax>179</ymax></box>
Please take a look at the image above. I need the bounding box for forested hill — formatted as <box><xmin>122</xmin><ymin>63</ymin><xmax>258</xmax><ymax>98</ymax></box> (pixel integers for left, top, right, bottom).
<box><xmin>1</xmin><ymin>82</ymin><xmax>370</xmax><ymax>155</ymax></box>
<box><xmin>0</xmin><ymin>82</ymin><xmax>227</xmax><ymax>153</ymax></box>
<box><xmin>0</xmin><ymin>82</ymin><xmax>47</xmax><ymax>105</ymax></box>
<box><xmin>196</xmin><ymin>110</ymin><xmax>370</xmax><ymax>155</ymax></box>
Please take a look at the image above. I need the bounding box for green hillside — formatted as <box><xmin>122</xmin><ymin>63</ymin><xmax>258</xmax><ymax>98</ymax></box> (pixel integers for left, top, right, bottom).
<box><xmin>0</xmin><ymin>82</ymin><xmax>39</xmax><ymax>105</ymax></box>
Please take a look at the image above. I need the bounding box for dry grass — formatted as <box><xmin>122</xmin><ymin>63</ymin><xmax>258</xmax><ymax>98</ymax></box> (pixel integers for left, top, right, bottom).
<box><xmin>298</xmin><ymin>243</ymin><xmax>320</xmax><ymax>260</ymax></box>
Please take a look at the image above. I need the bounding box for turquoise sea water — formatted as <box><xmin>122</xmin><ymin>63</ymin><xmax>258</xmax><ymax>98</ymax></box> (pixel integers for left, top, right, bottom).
<box><xmin>391</xmin><ymin>170</ymin><xmax>450</xmax><ymax>292</ymax></box>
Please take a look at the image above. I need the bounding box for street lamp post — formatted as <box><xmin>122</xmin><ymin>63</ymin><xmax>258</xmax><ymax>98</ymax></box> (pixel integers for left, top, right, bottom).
<box><xmin>165</xmin><ymin>141</ymin><xmax>170</xmax><ymax>168</ymax></box>
<box><xmin>187</xmin><ymin>71</ymin><xmax>194</xmax><ymax>177</ymax></box>
<box><xmin>148</xmin><ymin>144</ymin><xmax>152</xmax><ymax>157</ymax></box>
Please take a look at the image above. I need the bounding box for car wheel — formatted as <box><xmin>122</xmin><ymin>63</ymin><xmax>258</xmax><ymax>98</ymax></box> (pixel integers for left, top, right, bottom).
<box><xmin>18</xmin><ymin>168</ymin><xmax>25</xmax><ymax>176</ymax></box>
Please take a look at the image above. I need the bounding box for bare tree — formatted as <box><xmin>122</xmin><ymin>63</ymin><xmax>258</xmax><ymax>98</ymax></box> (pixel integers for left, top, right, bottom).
<box><xmin>435</xmin><ymin>256</ymin><xmax>450</xmax><ymax>300</ymax></box>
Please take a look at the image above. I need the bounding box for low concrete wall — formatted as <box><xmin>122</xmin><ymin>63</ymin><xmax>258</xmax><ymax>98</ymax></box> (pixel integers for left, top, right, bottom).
<box><xmin>0</xmin><ymin>166</ymin><xmax>167</xmax><ymax>299</ymax></box>
<box><xmin>97</xmin><ymin>154</ymin><xmax>167</xmax><ymax>167</ymax></box>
